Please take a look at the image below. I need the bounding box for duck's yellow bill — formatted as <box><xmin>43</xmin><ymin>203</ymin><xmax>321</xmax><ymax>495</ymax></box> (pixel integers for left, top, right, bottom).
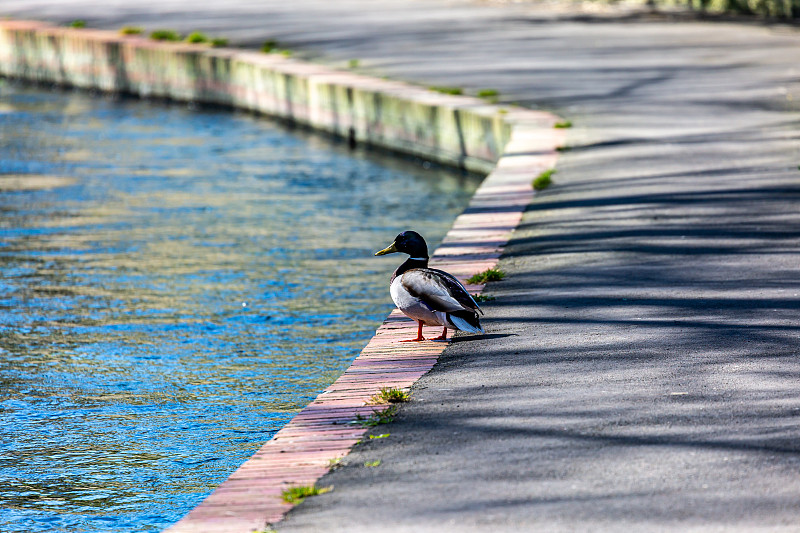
<box><xmin>374</xmin><ymin>242</ymin><xmax>398</xmax><ymax>256</ymax></box>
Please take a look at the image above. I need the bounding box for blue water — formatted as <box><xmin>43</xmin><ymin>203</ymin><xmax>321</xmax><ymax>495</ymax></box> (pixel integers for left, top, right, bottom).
<box><xmin>0</xmin><ymin>82</ymin><xmax>480</xmax><ymax>532</ymax></box>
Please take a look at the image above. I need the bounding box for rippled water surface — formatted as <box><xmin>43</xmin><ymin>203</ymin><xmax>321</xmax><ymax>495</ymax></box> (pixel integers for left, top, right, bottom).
<box><xmin>0</xmin><ymin>83</ymin><xmax>480</xmax><ymax>532</ymax></box>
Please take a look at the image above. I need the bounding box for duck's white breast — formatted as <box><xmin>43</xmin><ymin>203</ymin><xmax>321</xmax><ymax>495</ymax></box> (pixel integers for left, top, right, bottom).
<box><xmin>390</xmin><ymin>275</ymin><xmax>446</xmax><ymax>327</ymax></box>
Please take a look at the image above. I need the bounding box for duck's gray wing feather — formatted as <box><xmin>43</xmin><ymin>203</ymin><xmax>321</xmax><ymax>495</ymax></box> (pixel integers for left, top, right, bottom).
<box><xmin>400</xmin><ymin>269</ymin><xmax>481</xmax><ymax>314</ymax></box>
<box><xmin>427</xmin><ymin>268</ymin><xmax>483</xmax><ymax>314</ymax></box>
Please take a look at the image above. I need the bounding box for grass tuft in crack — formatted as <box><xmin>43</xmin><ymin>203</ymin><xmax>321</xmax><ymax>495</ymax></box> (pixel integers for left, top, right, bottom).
<box><xmin>281</xmin><ymin>485</ymin><xmax>332</xmax><ymax>504</ymax></box>
<box><xmin>368</xmin><ymin>387</ymin><xmax>409</xmax><ymax>405</ymax></box>
<box><xmin>430</xmin><ymin>86</ymin><xmax>463</xmax><ymax>96</ymax></box>
<box><xmin>119</xmin><ymin>26</ymin><xmax>143</xmax><ymax>35</ymax></box>
<box><xmin>477</xmin><ymin>88</ymin><xmax>500</xmax><ymax>103</ymax></box>
<box><xmin>261</xmin><ymin>39</ymin><xmax>279</xmax><ymax>53</ymax></box>
<box><xmin>185</xmin><ymin>31</ymin><xmax>208</xmax><ymax>44</ymax></box>
<box><xmin>150</xmin><ymin>29</ymin><xmax>181</xmax><ymax>41</ymax></box>
<box><xmin>533</xmin><ymin>169</ymin><xmax>555</xmax><ymax>190</ymax></box>
<box><xmin>467</xmin><ymin>268</ymin><xmax>505</xmax><ymax>285</ymax></box>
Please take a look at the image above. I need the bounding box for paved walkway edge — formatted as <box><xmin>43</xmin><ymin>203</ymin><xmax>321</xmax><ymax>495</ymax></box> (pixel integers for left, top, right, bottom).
<box><xmin>0</xmin><ymin>20</ymin><xmax>564</xmax><ymax>532</ymax></box>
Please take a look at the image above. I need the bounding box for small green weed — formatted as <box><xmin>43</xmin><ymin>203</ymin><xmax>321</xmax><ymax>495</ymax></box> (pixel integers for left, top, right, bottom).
<box><xmin>554</xmin><ymin>120</ymin><xmax>573</xmax><ymax>129</ymax></box>
<box><xmin>119</xmin><ymin>26</ymin><xmax>143</xmax><ymax>36</ymax></box>
<box><xmin>69</xmin><ymin>20</ymin><xmax>86</xmax><ymax>28</ymax></box>
<box><xmin>430</xmin><ymin>86</ymin><xmax>463</xmax><ymax>96</ymax></box>
<box><xmin>210</xmin><ymin>38</ymin><xmax>229</xmax><ymax>48</ymax></box>
<box><xmin>369</xmin><ymin>433</ymin><xmax>390</xmax><ymax>439</ymax></box>
<box><xmin>281</xmin><ymin>485</ymin><xmax>332</xmax><ymax>504</ymax></box>
<box><xmin>150</xmin><ymin>29</ymin><xmax>181</xmax><ymax>42</ymax></box>
<box><xmin>327</xmin><ymin>457</ymin><xmax>343</xmax><ymax>470</ymax></box>
<box><xmin>533</xmin><ymin>169</ymin><xmax>555</xmax><ymax>191</ymax></box>
<box><xmin>185</xmin><ymin>31</ymin><xmax>208</xmax><ymax>44</ymax></box>
<box><xmin>467</xmin><ymin>268</ymin><xmax>505</xmax><ymax>285</ymax></box>
<box><xmin>261</xmin><ymin>39</ymin><xmax>279</xmax><ymax>53</ymax></box>
<box><xmin>477</xmin><ymin>88</ymin><xmax>500</xmax><ymax>103</ymax></box>
<box><xmin>348</xmin><ymin>59</ymin><xmax>360</xmax><ymax>69</ymax></box>
<box><xmin>355</xmin><ymin>405</ymin><xmax>398</xmax><ymax>427</ymax></box>
<box><xmin>368</xmin><ymin>387</ymin><xmax>409</xmax><ymax>405</ymax></box>
<box><xmin>474</xmin><ymin>294</ymin><xmax>495</xmax><ymax>302</ymax></box>
<box><xmin>280</xmin><ymin>49</ymin><xmax>292</xmax><ymax>57</ymax></box>
<box><xmin>364</xmin><ymin>460</ymin><xmax>382</xmax><ymax>467</ymax></box>
<box><xmin>556</xmin><ymin>145</ymin><xmax>572</xmax><ymax>152</ymax></box>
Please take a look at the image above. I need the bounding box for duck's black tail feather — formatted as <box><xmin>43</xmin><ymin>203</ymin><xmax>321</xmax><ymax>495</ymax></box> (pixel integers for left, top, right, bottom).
<box><xmin>447</xmin><ymin>310</ymin><xmax>484</xmax><ymax>334</ymax></box>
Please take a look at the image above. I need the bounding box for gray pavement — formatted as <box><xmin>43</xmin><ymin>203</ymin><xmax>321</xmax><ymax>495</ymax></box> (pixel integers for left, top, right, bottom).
<box><xmin>5</xmin><ymin>1</ymin><xmax>800</xmax><ymax>530</ymax></box>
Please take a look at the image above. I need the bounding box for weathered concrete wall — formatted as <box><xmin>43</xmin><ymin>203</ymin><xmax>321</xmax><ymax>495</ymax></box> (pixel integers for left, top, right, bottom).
<box><xmin>0</xmin><ymin>20</ymin><xmax>511</xmax><ymax>175</ymax></box>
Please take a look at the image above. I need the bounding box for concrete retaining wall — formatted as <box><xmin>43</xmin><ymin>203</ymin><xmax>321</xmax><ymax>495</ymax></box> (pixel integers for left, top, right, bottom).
<box><xmin>0</xmin><ymin>20</ymin><xmax>511</xmax><ymax>175</ymax></box>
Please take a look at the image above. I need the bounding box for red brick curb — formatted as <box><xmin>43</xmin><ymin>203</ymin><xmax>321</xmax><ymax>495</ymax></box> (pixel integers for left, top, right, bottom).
<box><xmin>164</xmin><ymin>119</ymin><xmax>564</xmax><ymax>532</ymax></box>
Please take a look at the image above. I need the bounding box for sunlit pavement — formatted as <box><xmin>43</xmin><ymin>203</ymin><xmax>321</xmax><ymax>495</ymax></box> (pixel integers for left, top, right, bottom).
<box><xmin>5</xmin><ymin>1</ymin><xmax>800</xmax><ymax>531</ymax></box>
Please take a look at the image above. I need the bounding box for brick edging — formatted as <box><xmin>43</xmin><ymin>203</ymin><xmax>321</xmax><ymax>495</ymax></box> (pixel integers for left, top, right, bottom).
<box><xmin>163</xmin><ymin>115</ymin><xmax>563</xmax><ymax>533</ymax></box>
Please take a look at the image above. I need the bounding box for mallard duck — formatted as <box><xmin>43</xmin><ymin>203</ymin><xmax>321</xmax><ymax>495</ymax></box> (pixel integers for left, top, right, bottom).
<box><xmin>375</xmin><ymin>230</ymin><xmax>484</xmax><ymax>342</ymax></box>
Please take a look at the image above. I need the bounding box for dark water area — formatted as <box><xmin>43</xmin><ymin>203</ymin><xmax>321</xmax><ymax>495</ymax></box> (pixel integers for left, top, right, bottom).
<box><xmin>0</xmin><ymin>82</ymin><xmax>480</xmax><ymax>532</ymax></box>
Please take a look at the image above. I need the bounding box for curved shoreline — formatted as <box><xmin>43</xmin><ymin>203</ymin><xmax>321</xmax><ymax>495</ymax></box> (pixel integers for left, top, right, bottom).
<box><xmin>0</xmin><ymin>20</ymin><xmax>563</xmax><ymax>532</ymax></box>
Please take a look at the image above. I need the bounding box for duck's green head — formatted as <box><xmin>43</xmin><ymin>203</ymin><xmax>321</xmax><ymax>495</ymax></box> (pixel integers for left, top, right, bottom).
<box><xmin>375</xmin><ymin>230</ymin><xmax>429</xmax><ymax>258</ymax></box>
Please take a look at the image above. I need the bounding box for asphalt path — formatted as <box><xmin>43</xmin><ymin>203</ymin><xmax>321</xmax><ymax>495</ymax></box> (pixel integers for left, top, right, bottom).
<box><xmin>5</xmin><ymin>1</ymin><xmax>800</xmax><ymax>530</ymax></box>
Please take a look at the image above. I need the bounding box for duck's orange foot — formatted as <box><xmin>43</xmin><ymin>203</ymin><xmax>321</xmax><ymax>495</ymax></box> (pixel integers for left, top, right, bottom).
<box><xmin>400</xmin><ymin>321</ymin><xmax>426</xmax><ymax>342</ymax></box>
<box><xmin>431</xmin><ymin>327</ymin><xmax>448</xmax><ymax>342</ymax></box>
